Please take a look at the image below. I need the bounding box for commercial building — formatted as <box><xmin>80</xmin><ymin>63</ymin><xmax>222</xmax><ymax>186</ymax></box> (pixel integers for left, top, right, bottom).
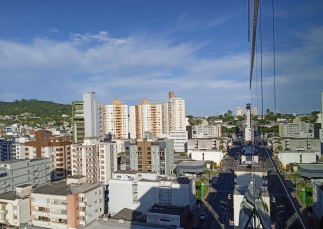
<box><xmin>187</xmin><ymin>138</ymin><xmax>228</xmax><ymax>155</ymax></box>
<box><xmin>176</xmin><ymin>161</ymin><xmax>205</xmax><ymax>177</ymax></box>
<box><xmin>0</xmin><ymin>184</ymin><xmax>32</xmax><ymax>227</ymax></box>
<box><xmin>278</xmin><ymin>151</ymin><xmax>318</xmax><ymax>168</ymax></box>
<box><xmin>0</xmin><ymin>158</ymin><xmax>51</xmax><ymax>194</ymax></box>
<box><xmin>279</xmin><ymin>117</ymin><xmax>314</xmax><ymax>138</ymax></box>
<box><xmin>0</xmin><ymin>138</ymin><xmax>12</xmax><ymax>161</ymax></box>
<box><xmin>25</xmin><ymin>130</ymin><xmax>72</xmax><ymax>181</ymax></box>
<box><xmin>129</xmin><ymin>99</ymin><xmax>163</xmax><ymax>139</ymax></box>
<box><xmin>103</xmin><ymin>98</ymin><xmax>129</xmax><ymax>139</ymax></box>
<box><xmin>72</xmin><ymin>92</ymin><xmax>103</xmax><ymax>143</ymax></box>
<box><xmin>31</xmin><ymin>176</ymin><xmax>104</xmax><ymax>229</ymax></box>
<box><xmin>190</xmin><ymin>150</ymin><xmax>224</xmax><ymax>164</ymax></box>
<box><xmin>125</xmin><ymin>133</ymin><xmax>174</xmax><ymax>176</ymax></box>
<box><xmin>109</xmin><ymin>170</ymin><xmax>196</xmax><ymax>215</ymax></box>
<box><xmin>192</xmin><ymin>125</ymin><xmax>221</xmax><ymax>138</ymax></box>
<box><xmin>71</xmin><ymin>137</ymin><xmax>117</xmax><ymax>185</ymax></box>
<box><xmin>298</xmin><ymin>163</ymin><xmax>323</xmax><ymax>183</ymax></box>
<box><xmin>162</xmin><ymin>91</ymin><xmax>186</xmax><ymax>134</ymax></box>
<box><xmin>160</xmin><ymin>130</ymin><xmax>188</xmax><ymax>153</ymax></box>
<box><xmin>147</xmin><ymin>204</ymin><xmax>193</xmax><ymax>229</ymax></box>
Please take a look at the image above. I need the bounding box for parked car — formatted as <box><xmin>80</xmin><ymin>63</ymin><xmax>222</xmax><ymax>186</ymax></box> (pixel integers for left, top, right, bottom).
<box><xmin>199</xmin><ymin>212</ymin><xmax>206</xmax><ymax>220</ymax></box>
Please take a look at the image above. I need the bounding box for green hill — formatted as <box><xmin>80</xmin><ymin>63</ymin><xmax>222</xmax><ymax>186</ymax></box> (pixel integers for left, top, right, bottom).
<box><xmin>0</xmin><ymin>99</ymin><xmax>72</xmax><ymax>118</ymax></box>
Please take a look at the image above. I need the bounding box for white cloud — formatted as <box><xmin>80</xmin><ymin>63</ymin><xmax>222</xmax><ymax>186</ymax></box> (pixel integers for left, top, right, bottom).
<box><xmin>0</xmin><ymin>28</ymin><xmax>322</xmax><ymax>115</ymax></box>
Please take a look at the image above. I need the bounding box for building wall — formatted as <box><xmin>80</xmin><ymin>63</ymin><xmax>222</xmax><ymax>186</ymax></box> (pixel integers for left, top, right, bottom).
<box><xmin>278</xmin><ymin>151</ymin><xmax>317</xmax><ymax>167</ymax></box>
<box><xmin>0</xmin><ymin>198</ymin><xmax>31</xmax><ymax>226</ymax></box>
<box><xmin>72</xmin><ymin>101</ymin><xmax>85</xmax><ymax>143</ymax></box>
<box><xmin>169</xmin><ymin>131</ymin><xmax>188</xmax><ymax>153</ymax></box>
<box><xmin>0</xmin><ymin>159</ymin><xmax>51</xmax><ymax>194</ymax></box>
<box><xmin>312</xmin><ymin>183</ymin><xmax>323</xmax><ymax>221</ymax></box>
<box><xmin>191</xmin><ymin>150</ymin><xmax>223</xmax><ymax>164</ymax></box>
<box><xmin>0</xmin><ymin>139</ymin><xmax>12</xmax><ymax>161</ymax></box>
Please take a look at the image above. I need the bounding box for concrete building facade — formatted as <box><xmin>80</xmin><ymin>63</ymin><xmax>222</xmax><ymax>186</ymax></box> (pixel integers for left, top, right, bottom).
<box><xmin>0</xmin><ymin>159</ymin><xmax>51</xmax><ymax>194</ymax></box>
<box><xmin>125</xmin><ymin>134</ymin><xmax>174</xmax><ymax>176</ymax></box>
<box><xmin>129</xmin><ymin>99</ymin><xmax>163</xmax><ymax>139</ymax></box>
<box><xmin>278</xmin><ymin>151</ymin><xmax>318</xmax><ymax>168</ymax></box>
<box><xmin>103</xmin><ymin>98</ymin><xmax>129</xmax><ymax>139</ymax></box>
<box><xmin>31</xmin><ymin>176</ymin><xmax>104</xmax><ymax>229</ymax></box>
<box><xmin>109</xmin><ymin>171</ymin><xmax>196</xmax><ymax>215</ymax></box>
<box><xmin>0</xmin><ymin>138</ymin><xmax>12</xmax><ymax>162</ymax></box>
<box><xmin>190</xmin><ymin>150</ymin><xmax>224</xmax><ymax>164</ymax></box>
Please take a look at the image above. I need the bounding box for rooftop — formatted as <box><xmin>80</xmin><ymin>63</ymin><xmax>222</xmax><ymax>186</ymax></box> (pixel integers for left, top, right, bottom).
<box><xmin>235</xmin><ymin>165</ymin><xmax>264</xmax><ymax>172</ymax></box>
<box><xmin>113</xmin><ymin>170</ymin><xmax>156</xmax><ymax>175</ymax></box>
<box><xmin>148</xmin><ymin>203</ymin><xmax>188</xmax><ymax>215</ymax></box>
<box><xmin>0</xmin><ymin>191</ymin><xmax>27</xmax><ymax>200</ymax></box>
<box><xmin>32</xmin><ymin>180</ymin><xmax>101</xmax><ymax>196</ymax></box>
<box><xmin>177</xmin><ymin>160</ymin><xmax>205</xmax><ymax>167</ymax></box>
<box><xmin>111</xmin><ymin>208</ymin><xmax>142</xmax><ymax>221</ymax></box>
<box><xmin>158</xmin><ymin>176</ymin><xmax>193</xmax><ymax>184</ymax></box>
<box><xmin>0</xmin><ymin>158</ymin><xmax>49</xmax><ymax>165</ymax></box>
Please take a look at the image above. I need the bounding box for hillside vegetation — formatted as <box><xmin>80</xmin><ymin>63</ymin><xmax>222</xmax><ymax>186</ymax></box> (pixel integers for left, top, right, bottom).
<box><xmin>0</xmin><ymin>99</ymin><xmax>72</xmax><ymax>118</ymax></box>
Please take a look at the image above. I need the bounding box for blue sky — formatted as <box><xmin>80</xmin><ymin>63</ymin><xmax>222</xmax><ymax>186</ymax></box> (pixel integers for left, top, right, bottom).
<box><xmin>0</xmin><ymin>1</ymin><xmax>322</xmax><ymax>116</ymax></box>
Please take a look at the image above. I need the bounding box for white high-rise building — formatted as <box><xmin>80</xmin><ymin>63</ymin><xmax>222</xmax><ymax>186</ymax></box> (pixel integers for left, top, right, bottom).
<box><xmin>251</xmin><ymin>107</ymin><xmax>258</xmax><ymax>116</ymax></box>
<box><xmin>237</xmin><ymin>107</ymin><xmax>245</xmax><ymax>116</ymax></box>
<box><xmin>162</xmin><ymin>92</ymin><xmax>186</xmax><ymax>134</ymax></box>
<box><xmin>129</xmin><ymin>99</ymin><xmax>163</xmax><ymax>138</ymax></box>
<box><xmin>103</xmin><ymin>98</ymin><xmax>129</xmax><ymax>139</ymax></box>
<box><xmin>244</xmin><ymin>103</ymin><xmax>254</xmax><ymax>142</ymax></box>
<box><xmin>83</xmin><ymin>92</ymin><xmax>103</xmax><ymax>140</ymax></box>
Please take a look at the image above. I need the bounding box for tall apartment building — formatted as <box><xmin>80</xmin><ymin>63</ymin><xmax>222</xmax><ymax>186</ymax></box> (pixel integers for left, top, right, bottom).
<box><xmin>0</xmin><ymin>158</ymin><xmax>51</xmax><ymax>194</ymax></box>
<box><xmin>129</xmin><ymin>99</ymin><xmax>163</xmax><ymax>138</ymax></box>
<box><xmin>0</xmin><ymin>138</ymin><xmax>12</xmax><ymax>161</ymax></box>
<box><xmin>162</xmin><ymin>91</ymin><xmax>186</xmax><ymax>134</ymax></box>
<box><xmin>125</xmin><ymin>133</ymin><xmax>174</xmax><ymax>176</ymax></box>
<box><xmin>25</xmin><ymin>130</ymin><xmax>72</xmax><ymax>181</ymax></box>
<box><xmin>71</xmin><ymin>137</ymin><xmax>117</xmax><ymax>185</ymax></box>
<box><xmin>237</xmin><ymin>107</ymin><xmax>245</xmax><ymax>116</ymax></box>
<box><xmin>72</xmin><ymin>92</ymin><xmax>103</xmax><ymax>143</ymax></box>
<box><xmin>103</xmin><ymin>98</ymin><xmax>129</xmax><ymax>139</ymax></box>
<box><xmin>109</xmin><ymin>171</ymin><xmax>196</xmax><ymax>215</ymax></box>
<box><xmin>192</xmin><ymin>124</ymin><xmax>221</xmax><ymax>138</ymax></box>
<box><xmin>31</xmin><ymin>176</ymin><xmax>104</xmax><ymax>229</ymax></box>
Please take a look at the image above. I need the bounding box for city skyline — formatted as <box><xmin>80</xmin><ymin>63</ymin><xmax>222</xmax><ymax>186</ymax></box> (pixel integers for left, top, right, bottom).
<box><xmin>0</xmin><ymin>1</ymin><xmax>322</xmax><ymax>116</ymax></box>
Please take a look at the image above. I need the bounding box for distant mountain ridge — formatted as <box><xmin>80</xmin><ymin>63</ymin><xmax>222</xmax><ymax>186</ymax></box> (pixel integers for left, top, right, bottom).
<box><xmin>0</xmin><ymin>99</ymin><xmax>72</xmax><ymax>118</ymax></box>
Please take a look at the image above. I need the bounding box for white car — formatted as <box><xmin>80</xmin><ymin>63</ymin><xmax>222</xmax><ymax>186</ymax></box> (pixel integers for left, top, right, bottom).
<box><xmin>200</xmin><ymin>212</ymin><xmax>206</xmax><ymax>220</ymax></box>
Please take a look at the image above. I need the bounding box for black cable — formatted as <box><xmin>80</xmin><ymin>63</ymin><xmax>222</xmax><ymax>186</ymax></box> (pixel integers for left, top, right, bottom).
<box><xmin>260</xmin><ymin>1</ymin><xmax>264</xmax><ymax>121</ymax></box>
<box><xmin>272</xmin><ymin>0</ymin><xmax>277</xmax><ymax>134</ymax></box>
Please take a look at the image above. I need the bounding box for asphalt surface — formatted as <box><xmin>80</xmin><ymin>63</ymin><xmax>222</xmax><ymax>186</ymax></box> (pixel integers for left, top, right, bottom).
<box><xmin>195</xmin><ymin>140</ymin><xmax>309</xmax><ymax>229</ymax></box>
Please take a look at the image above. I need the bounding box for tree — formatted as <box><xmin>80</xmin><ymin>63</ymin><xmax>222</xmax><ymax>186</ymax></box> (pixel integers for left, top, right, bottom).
<box><xmin>219</xmin><ymin>115</ymin><xmax>223</xmax><ymax>120</ymax></box>
<box><xmin>196</xmin><ymin>119</ymin><xmax>202</xmax><ymax>125</ymax></box>
<box><xmin>179</xmin><ymin>153</ymin><xmax>187</xmax><ymax>156</ymax></box>
<box><xmin>228</xmin><ymin>110</ymin><xmax>233</xmax><ymax>116</ymax></box>
<box><xmin>117</xmin><ymin>152</ymin><xmax>125</xmax><ymax>156</ymax></box>
<box><xmin>266</xmin><ymin>108</ymin><xmax>271</xmax><ymax>116</ymax></box>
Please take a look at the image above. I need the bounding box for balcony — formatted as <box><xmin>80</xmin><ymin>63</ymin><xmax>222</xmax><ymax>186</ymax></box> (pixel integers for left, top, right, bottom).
<box><xmin>79</xmin><ymin>202</ymin><xmax>87</xmax><ymax>207</ymax></box>
<box><xmin>32</xmin><ymin>209</ymin><xmax>49</xmax><ymax>217</ymax></box>
<box><xmin>50</xmin><ymin>212</ymin><xmax>68</xmax><ymax>220</ymax></box>
<box><xmin>0</xmin><ymin>209</ymin><xmax>8</xmax><ymax>214</ymax></box>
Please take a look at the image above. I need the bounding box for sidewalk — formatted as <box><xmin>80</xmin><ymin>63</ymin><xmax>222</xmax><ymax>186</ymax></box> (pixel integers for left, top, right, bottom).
<box><xmin>290</xmin><ymin>191</ymin><xmax>317</xmax><ymax>228</ymax></box>
<box><xmin>192</xmin><ymin>186</ymin><xmax>214</xmax><ymax>228</ymax></box>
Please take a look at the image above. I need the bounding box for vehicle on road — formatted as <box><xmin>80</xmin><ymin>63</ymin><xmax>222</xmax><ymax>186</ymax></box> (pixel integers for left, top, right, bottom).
<box><xmin>199</xmin><ymin>212</ymin><xmax>206</xmax><ymax>220</ymax></box>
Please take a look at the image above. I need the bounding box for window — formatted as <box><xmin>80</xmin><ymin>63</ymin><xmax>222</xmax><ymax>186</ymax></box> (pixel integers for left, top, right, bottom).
<box><xmin>13</xmin><ymin>206</ymin><xmax>17</xmax><ymax>210</ymax></box>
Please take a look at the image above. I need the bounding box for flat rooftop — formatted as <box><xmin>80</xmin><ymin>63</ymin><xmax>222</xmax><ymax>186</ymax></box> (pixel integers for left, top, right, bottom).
<box><xmin>177</xmin><ymin>160</ymin><xmax>205</xmax><ymax>167</ymax></box>
<box><xmin>33</xmin><ymin>180</ymin><xmax>101</xmax><ymax>196</ymax></box>
<box><xmin>113</xmin><ymin>170</ymin><xmax>156</xmax><ymax>175</ymax></box>
<box><xmin>158</xmin><ymin>176</ymin><xmax>193</xmax><ymax>184</ymax></box>
<box><xmin>235</xmin><ymin>165</ymin><xmax>264</xmax><ymax>172</ymax></box>
<box><xmin>0</xmin><ymin>191</ymin><xmax>27</xmax><ymax>200</ymax></box>
<box><xmin>148</xmin><ymin>204</ymin><xmax>187</xmax><ymax>215</ymax></box>
<box><xmin>0</xmin><ymin>158</ymin><xmax>49</xmax><ymax>164</ymax></box>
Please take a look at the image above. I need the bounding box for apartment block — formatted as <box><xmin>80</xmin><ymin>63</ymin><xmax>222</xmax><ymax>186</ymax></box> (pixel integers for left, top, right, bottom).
<box><xmin>103</xmin><ymin>98</ymin><xmax>129</xmax><ymax>139</ymax></box>
<box><xmin>125</xmin><ymin>133</ymin><xmax>174</xmax><ymax>176</ymax></box>
<box><xmin>31</xmin><ymin>176</ymin><xmax>104</xmax><ymax>229</ymax></box>
<box><xmin>0</xmin><ymin>138</ymin><xmax>12</xmax><ymax>162</ymax></box>
<box><xmin>71</xmin><ymin>137</ymin><xmax>117</xmax><ymax>185</ymax></box>
<box><xmin>129</xmin><ymin>99</ymin><xmax>162</xmax><ymax>138</ymax></box>
<box><xmin>278</xmin><ymin>151</ymin><xmax>318</xmax><ymax>168</ymax></box>
<box><xmin>187</xmin><ymin>138</ymin><xmax>228</xmax><ymax>155</ymax></box>
<box><xmin>192</xmin><ymin>124</ymin><xmax>221</xmax><ymax>138</ymax></box>
<box><xmin>109</xmin><ymin>170</ymin><xmax>196</xmax><ymax>215</ymax></box>
<box><xmin>236</xmin><ymin>107</ymin><xmax>245</xmax><ymax>116</ymax></box>
<box><xmin>279</xmin><ymin>117</ymin><xmax>314</xmax><ymax>138</ymax></box>
<box><xmin>0</xmin><ymin>184</ymin><xmax>32</xmax><ymax>227</ymax></box>
<box><xmin>25</xmin><ymin>130</ymin><xmax>72</xmax><ymax>181</ymax></box>
<box><xmin>162</xmin><ymin>92</ymin><xmax>186</xmax><ymax>134</ymax></box>
<box><xmin>72</xmin><ymin>92</ymin><xmax>103</xmax><ymax>143</ymax></box>
<box><xmin>0</xmin><ymin>158</ymin><xmax>51</xmax><ymax>194</ymax></box>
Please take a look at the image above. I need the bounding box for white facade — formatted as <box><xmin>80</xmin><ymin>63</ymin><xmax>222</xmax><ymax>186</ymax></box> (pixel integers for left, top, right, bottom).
<box><xmin>192</xmin><ymin>125</ymin><xmax>221</xmax><ymax>138</ymax></box>
<box><xmin>103</xmin><ymin>100</ymin><xmax>129</xmax><ymax>139</ymax></box>
<box><xmin>83</xmin><ymin>92</ymin><xmax>103</xmax><ymax>141</ymax></box>
<box><xmin>0</xmin><ymin>185</ymin><xmax>32</xmax><ymax>226</ymax></box>
<box><xmin>190</xmin><ymin>150</ymin><xmax>224</xmax><ymax>164</ymax></box>
<box><xmin>129</xmin><ymin>102</ymin><xmax>163</xmax><ymax>139</ymax></box>
<box><xmin>237</xmin><ymin>107</ymin><xmax>245</xmax><ymax>116</ymax></box>
<box><xmin>109</xmin><ymin>171</ymin><xmax>196</xmax><ymax>215</ymax></box>
<box><xmin>71</xmin><ymin>138</ymin><xmax>118</xmax><ymax>185</ymax></box>
<box><xmin>0</xmin><ymin>159</ymin><xmax>51</xmax><ymax>194</ymax></box>
<box><xmin>167</xmin><ymin>131</ymin><xmax>188</xmax><ymax>153</ymax></box>
<box><xmin>278</xmin><ymin>151</ymin><xmax>318</xmax><ymax>167</ymax></box>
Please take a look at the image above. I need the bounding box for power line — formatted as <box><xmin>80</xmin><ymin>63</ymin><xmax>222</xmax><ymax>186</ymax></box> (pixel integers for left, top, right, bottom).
<box><xmin>260</xmin><ymin>1</ymin><xmax>264</xmax><ymax>120</ymax></box>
